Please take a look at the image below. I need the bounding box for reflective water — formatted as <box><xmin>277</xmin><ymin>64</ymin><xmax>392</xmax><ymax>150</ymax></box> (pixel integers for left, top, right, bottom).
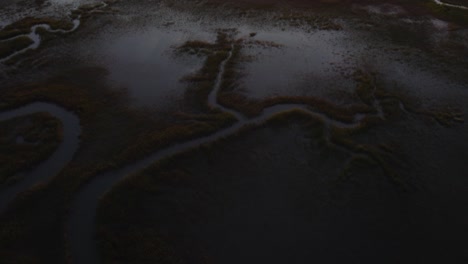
<box><xmin>238</xmin><ymin>28</ymin><xmax>357</xmax><ymax>99</ymax></box>
<box><xmin>94</xmin><ymin>28</ymin><xmax>205</xmax><ymax>108</ymax></box>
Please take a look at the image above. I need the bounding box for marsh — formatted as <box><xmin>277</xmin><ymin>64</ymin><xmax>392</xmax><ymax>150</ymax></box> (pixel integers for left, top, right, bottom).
<box><xmin>0</xmin><ymin>0</ymin><xmax>467</xmax><ymax>263</ymax></box>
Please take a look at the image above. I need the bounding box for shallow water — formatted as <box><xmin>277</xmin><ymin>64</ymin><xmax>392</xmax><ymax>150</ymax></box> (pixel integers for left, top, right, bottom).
<box><xmin>93</xmin><ymin>28</ymin><xmax>206</xmax><ymax>108</ymax></box>
<box><xmin>238</xmin><ymin>28</ymin><xmax>358</xmax><ymax>99</ymax></box>
<box><xmin>73</xmin><ymin>6</ymin><xmax>362</xmax><ymax>107</ymax></box>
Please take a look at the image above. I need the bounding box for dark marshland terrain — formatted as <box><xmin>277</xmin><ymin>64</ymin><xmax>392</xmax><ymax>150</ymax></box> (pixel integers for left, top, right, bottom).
<box><xmin>0</xmin><ymin>0</ymin><xmax>467</xmax><ymax>263</ymax></box>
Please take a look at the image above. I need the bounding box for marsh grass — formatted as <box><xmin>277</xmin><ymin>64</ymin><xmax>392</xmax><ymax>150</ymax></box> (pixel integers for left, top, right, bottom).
<box><xmin>0</xmin><ymin>17</ymin><xmax>74</xmax><ymax>41</ymax></box>
<box><xmin>0</xmin><ymin>113</ymin><xmax>62</xmax><ymax>188</ymax></box>
<box><xmin>2</xmin><ymin>28</ymin><xmax>59</xmax><ymax>66</ymax></box>
<box><xmin>0</xmin><ymin>36</ymin><xmax>33</xmax><ymax>59</ymax></box>
<box><xmin>213</xmin><ymin>41</ymin><xmax>375</xmax><ymax>121</ymax></box>
<box><xmin>181</xmin><ymin>32</ymin><xmax>464</xmax><ymax>191</ymax></box>
<box><xmin>0</xmin><ymin>66</ymin><xmax>236</xmax><ymax>263</ymax></box>
<box><xmin>92</xmin><ymin>24</ymin><xmax>467</xmax><ymax>264</ymax></box>
<box><xmin>0</xmin><ymin>27</ymin><xmax>58</xmax><ymax>65</ymax></box>
<box><xmin>95</xmin><ymin>109</ymin><xmax>331</xmax><ymax>264</ymax></box>
<box><xmin>353</xmin><ymin>70</ymin><xmax>377</xmax><ymax>105</ymax></box>
<box><xmin>177</xmin><ymin>31</ymin><xmax>237</xmax><ymax>112</ymax></box>
<box><xmin>118</xmin><ymin>111</ymin><xmax>237</xmax><ymax>163</ymax></box>
<box><xmin>329</xmin><ymin>126</ymin><xmax>409</xmax><ymax>189</ymax></box>
<box><xmin>378</xmin><ymin>88</ymin><xmax>464</xmax><ymax>127</ymax></box>
<box><xmin>425</xmin><ymin>0</ymin><xmax>468</xmax><ymax>26</ymax></box>
<box><xmin>421</xmin><ymin>107</ymin><xmax>464</xmax><ymax>127</ymax></box>
<box><xmin>0</xmin><ymin>5</ymin><xmax>465</xmax><ymax>261</ymax></box>
<box><xmin>71</xmin><ymin>1</ymin><xmax>116</xmax><ymax>18</ymax></box>
<box><xmin>183</xmin><ymin>50</ymin><xmax>229</xmax><ymax>111</ymax></box>
<box><xmin>325</xmin><ymin>70</ymin><xmax>461</xmax><ymax>189</ymax></box>
<box><xmin>0</xmin><ymin>1</ymin><xmax>115</xmax><ymax>66</ymax></box>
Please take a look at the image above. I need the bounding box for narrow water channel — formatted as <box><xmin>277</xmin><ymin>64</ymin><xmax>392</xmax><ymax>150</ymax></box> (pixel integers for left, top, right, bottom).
<box><xmin>67</xmin><ymin>44</ymin><xmax>383</xmax><ymax>264</ymax></box>
<box><xmin>0</xmin><ymin>102</ymin><xmax>80</xmax><ymax>213</ymax></box>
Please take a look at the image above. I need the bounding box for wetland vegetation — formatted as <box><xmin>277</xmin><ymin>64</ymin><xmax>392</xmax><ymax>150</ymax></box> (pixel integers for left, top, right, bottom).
<box><xmin>0</xmin><ymin>112</ymin><xmax>62</xmax><ymax>188</ymax></box>
<box><xmin>0</xmin><ymin>0</ymin><xmax>467</xmax><ymax>263</ymax></box>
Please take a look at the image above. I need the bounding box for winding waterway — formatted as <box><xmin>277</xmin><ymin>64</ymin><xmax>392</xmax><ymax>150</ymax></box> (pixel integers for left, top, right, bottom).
<box><xmin>0</xmin><ymin>0</ymin><xmax>465</xmax><ymax>262</ymax></box>
<box><xmin>0</xmin><ymin>1</ymin><xmax>110</xmax><ymax>64</ymax></box>
<box><xmin>0</xmin><ymin>102</ymin><xmax>80</xmax><ymax>213</ymax></box>
<box><xmin>0</xmin><ymin>18</ymin><xmax>80</xmax><ymax>64</ymax></box>
<box><xmin>67</xmin><ymin>44</ymin><xmax>383</xmax><ymax>264</ymax></box>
